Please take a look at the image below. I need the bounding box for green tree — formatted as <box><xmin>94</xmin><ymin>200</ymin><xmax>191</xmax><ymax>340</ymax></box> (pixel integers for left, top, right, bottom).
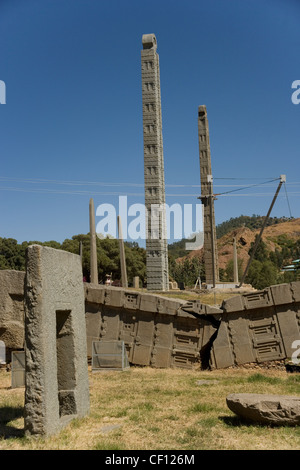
<box><xmin>0</xmin><ymin>232</ymin><xmax>147</xmax><ymax>287</ymax></box>
<box><xmin>124</xmin><ymin>242</ymin><xmax>146</xmax><ymax>286</ymax></box>
<box><xmin>248</xmin><ymin>236</ymin><xmax>268</xmax><ymax>262</ymax></box>
<box><xmin>245</xmin><ymin>259</ymin><xmax>278</xmax><ymax>289</ymax></box>
<box><xmin>0</xmin><ymin>238</ymin><xmax>26</xmax><ymax>271</ymax></box>
<box><xmin>269</xmin><ymin>249</ymin><xmax>284</xmax><ymax>269</ymax></box>
<box><xmin>61</xmin><ymin>234</ymin><xmax>146</xmax><ymax>285</ymax></box>
<box><xmin>170</xmin><ymin>257</ymin><xmax>204</xmax><ymax>287</ymax></box>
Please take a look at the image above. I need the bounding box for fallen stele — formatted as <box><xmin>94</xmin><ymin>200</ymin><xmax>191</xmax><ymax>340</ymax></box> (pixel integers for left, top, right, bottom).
<box><xmin>226</xmin><ymin>393</ymin><xmax>300</xmax><ymax>426</ymax></box>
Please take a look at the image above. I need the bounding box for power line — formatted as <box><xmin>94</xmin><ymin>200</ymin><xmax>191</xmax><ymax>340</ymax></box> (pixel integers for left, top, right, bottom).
<box><xmin>214</xmin><ymin>177</ymin><xmax>281</xmax><ymax>196</ymax></box>
<box><xmin>0</xmin><ymin>176</ymin><xmax>299</xmax><ymax>202</ymax></box>
<box><xmin>214</xmin><ymin>177</ymin><xmax>279</xmax><ymax>180</ymax></box>
<box><xmin>0</xmin><ymin>186</ymin><xmax>144</xmax><ymax>197</ymax></box>
<box><xmin>1</xmin><ymin>176</ymin><xmax>297</xmax><ymax>189</ymax></box>
<box><xmin>0</xmin><ymin>177</ymin><xmax>145</xmax><ymax>188</ymax></box>
<box><xmin>0</xmin><ymin>185</ymin><xmax>298</xmax><ymax>198</ymax></box>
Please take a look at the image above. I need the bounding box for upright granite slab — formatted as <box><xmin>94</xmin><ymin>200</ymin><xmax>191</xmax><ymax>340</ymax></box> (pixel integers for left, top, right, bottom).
<box><xmin>0</xmin><ymin>270</ymin><xmax>25</xmax><ymax>362</ymax></box>
<box><xmin>24</xmin><ymin>245</ymin><xmax>90</xmax><ymax>436</ymax></box>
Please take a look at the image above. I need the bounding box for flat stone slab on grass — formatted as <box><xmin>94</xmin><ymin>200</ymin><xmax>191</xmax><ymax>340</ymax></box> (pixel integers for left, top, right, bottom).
<box><xmin>226</xmin><ymin>393</ymin><xmax>300</xmax><ymax>426</ymax></box>
<box><xmin>196</xmin><ymin>379</ymin><xmax>219</xmax><ymax>386</ymax></box>
<box><xmin>99</xmin><ymin>424</ymin><xmax>122</xmax><ymax>434</ymax></box>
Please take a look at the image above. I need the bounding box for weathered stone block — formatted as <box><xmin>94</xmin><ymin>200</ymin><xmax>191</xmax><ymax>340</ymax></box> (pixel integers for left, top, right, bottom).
<box><xmin>244</xmin><ymin>289</ymin><xmax>273</xmax><ymax>309</ymax></box>
<box><xmin>270</xmin><ymin>283</ymin><xmax>293</xmax><ymax>305</ymax></box>
<box><xmin>276</xmin><ymin>306</ymin><xmax>300</xmax><ymax>358</ymax></box>
<box><xmin>211</xmin><ymin>320</ymin><xmax>235</xmax><ymax>369</ymax></box>
<box><xmin>181</xmin><ymin>300</ymin><xmax>222</xmax><ymax>317</ymax></box>
<box><xmin>139</xmin><ymin>293</ymin><xmax>160</xmax><ymax>312</ymax></box>
<box><xmin>133</xmin><ymin>276</ymin><xmax>140</xmax><ymax>289</ymax></box>
<box><xmin>0</xmin><ymin>270</ymin><xmax>25</xmax><ymax>353</ymax></box>
<box><xmin>104</xmin><ymin>287</ymin><xmax>125</xmax><ymax>307</ymax></box>
<box><xmin>163</xmin><ymin>298</ymin><xmax>185</xmax><ymax>316</ymax></box>
<box><xmin>84</xmin><ymin>283</ymin><xmax>105</xmax><ymax>304</ymax></box>
<box><xmin>226</xmin><ymin>393</ymin><xmax>300</xmax><ymax>426</ymax></box>
<box><xmin>24</xmin><ymin>245</ymin><xmax>90</xmax><ymax>436</ymax></box>
<box><xmin>291</xmin><ymin>281</ymin><xmax>300</xmax><ymax>302</ymax></box>
<box><xmin>222</xmin><ymin>295</ymin><xmax>244</xmax><ymax>313</ymax></box>
<box><xmin>124</xmin><ymin>291</ymin><xmax>141</xmax><ymax>310</ymax></box>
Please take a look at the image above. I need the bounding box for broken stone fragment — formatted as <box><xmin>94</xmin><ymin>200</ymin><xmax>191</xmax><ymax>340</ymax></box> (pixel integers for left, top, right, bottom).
<box><xmin>226</xmin><ymin>393</ymin><xmax>300</xmax><ymax>426</ymax></box>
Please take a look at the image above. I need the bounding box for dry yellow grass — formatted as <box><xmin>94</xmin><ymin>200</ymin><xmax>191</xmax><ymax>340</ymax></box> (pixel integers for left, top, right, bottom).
<box><xmin>0</xmin><ymin>366</ymin><xmax>300</xmax><ymax>450</ymax></box>
<box><xmin>156</xmin><ymin>289</ymin><xmax>243</xmax><ymax>306</ymax></box>
<box><xmin>137</xmin><ymin>286</ymin><xmax>238</xmax><ymax>301</ymax></box>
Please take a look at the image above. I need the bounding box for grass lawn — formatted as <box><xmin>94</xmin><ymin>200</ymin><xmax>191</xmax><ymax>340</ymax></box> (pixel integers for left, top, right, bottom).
<box><xmin>0</xmin><ymin>366</ymin><xmax>299</xmax><ymax>450</ymax></box>
<box><xmin>132</xmin><ymin>287</ymin><xmax>244</xmax><ymax>307</ymax></box>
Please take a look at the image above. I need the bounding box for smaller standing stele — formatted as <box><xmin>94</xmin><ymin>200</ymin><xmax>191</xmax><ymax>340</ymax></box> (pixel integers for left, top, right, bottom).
<box><xmin>233</xmin><ymin>237</ymin><xmax>239</xmax><ymax>285</ymax></box>
<box><xmin>24</xmin><ymin>245</ymin><xmax>90</xmax><ymax>436</ymax></box>
<box><xmin>0</xmin><ymin>340</ymin><xmax>5</xmax><ymax>365</ymax></box>
<box><xmin>198</xmin><ymin>105</ymin><xmax>219</xmax><ymax>287</ymax></box>
<box><xmin>89</xmin><ymin>198</ymin><xmax>98</xmax><ymax>284</ymax></box>
<box><xmin>117</xmin><ymin>215</ymin><xmax>128</xmax><ymax>288</ymax></box>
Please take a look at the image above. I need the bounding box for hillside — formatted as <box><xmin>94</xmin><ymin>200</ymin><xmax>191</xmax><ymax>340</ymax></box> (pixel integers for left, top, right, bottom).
<box><xmin>179</xmin><ymin>217</ymin><xmax>300</xmax><ymax>271</ymax></box>
<box><xmin>215</xmin><ymin>215</ymin><xmax>293</xmax><ymax>239</ymax></box>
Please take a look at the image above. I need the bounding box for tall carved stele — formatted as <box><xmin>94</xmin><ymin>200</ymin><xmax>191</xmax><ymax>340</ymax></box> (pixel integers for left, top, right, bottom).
<box><xmin>198</xmin><ymin>105</ymin><xmax>219</xmax><ymax>285</ymax></box>
<box><xmin>89</xmin><ymin>198</ymin><xmax>98</xmax><ymax>284</ymax></box>
<box><xmin>141</xmin><ymin>33</ymin><xmax>169</xmax><ymax>291</ymax></box>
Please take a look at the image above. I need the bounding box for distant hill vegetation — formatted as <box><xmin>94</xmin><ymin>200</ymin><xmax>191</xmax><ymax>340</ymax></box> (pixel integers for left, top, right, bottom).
<box><xmin>215</xmin><ymin>215</ymin><xmax>294</xmax><ymax>239</ymax></box>
<box><xmin>168</xmin><ymin>215</ymin><xmax>300</xmax><ymax>289</ymax></box>
<box><xmin>167</xmin><ymin>238</ymin><xmax>191</xmax><ymax>259</ymax></box>
<box><xmin>167</xmin><ymin>215</ymin><xmax>294</xmax><ymax>259</ymax></box>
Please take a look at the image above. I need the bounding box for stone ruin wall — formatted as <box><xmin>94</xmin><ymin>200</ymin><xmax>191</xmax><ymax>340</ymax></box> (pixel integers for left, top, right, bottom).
<box><xmin>84</xmin><ymin>284</ymin><xmax>220</xmax><ymax>370</ymax></box>
<box><xmin>1</xmin><ymin>268</ymin><xmax>300</xmax><ymax>370</ymax></box>
<box><xmin>80</xmin><ymin>281</ymin><xmax>300</xmax><ymax>370</ymax></box>
<box><xmin>212</xmin><ymin>282</ymin><xmax>300</xmax><ymax>369</ymax></box>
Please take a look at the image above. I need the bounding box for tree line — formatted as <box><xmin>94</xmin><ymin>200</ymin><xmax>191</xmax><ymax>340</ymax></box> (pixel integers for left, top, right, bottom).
<box><xmin>0</xmin><ymin>235</ymin><xmax>146</xmax><ymax>286</ymax></box>
<box><xmin>0</xmin><ymin>234</ymin><xmax>203</xmax><ymax>288</ymax></box>
<box><xmin>1</xmin><ymin>214</ymin><xmax>299</xmax><ymax>290</ymax></box>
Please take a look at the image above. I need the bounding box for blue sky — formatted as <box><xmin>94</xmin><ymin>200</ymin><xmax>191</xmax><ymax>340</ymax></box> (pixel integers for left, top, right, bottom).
<box><xmin>0</xmin><ymin>0</ymin><xmax>299</xmax><ymax>245</ymax></box>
